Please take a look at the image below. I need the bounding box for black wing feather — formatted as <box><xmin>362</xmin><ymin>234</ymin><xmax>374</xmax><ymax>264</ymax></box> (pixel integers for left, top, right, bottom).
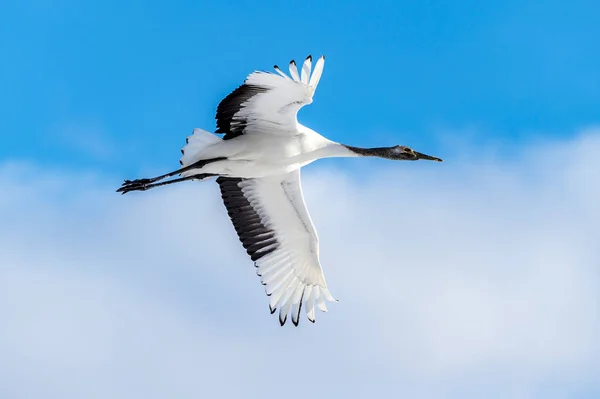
<box><xmin>215</xmin><ymin>84</ymin><xmax>268</xmax><ymax>140</ymax></box>
<box><xmin>216</xmin><ymin>177</ymin><xmax>279</xmax><ymax>262</ymax></box>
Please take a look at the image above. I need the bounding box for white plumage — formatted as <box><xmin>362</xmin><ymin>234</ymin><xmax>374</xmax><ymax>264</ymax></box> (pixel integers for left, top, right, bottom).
<box><xmin>237</xmin><ymin>170</ymin><xmax>335</xmax><ymax>325</ymax></box>
<box><xmin>118</xmin><ymin>55</ymin><xmax>442</xmax><ymax>326</ymax></box>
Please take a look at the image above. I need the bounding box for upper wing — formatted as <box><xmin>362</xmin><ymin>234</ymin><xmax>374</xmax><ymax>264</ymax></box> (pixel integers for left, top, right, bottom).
<box><xmin>215</xmin><ymin>55</ymin><xmax>325</xmax><ymax>140</ymax></box>
<box><xmin>216</xmin><ymin>169</ymin><xmax>336</xmax><ymax>325</ymax></box>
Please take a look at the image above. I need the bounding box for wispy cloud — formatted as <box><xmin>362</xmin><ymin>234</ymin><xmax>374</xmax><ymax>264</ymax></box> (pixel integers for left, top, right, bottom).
<box><xmin>1</xmin><ymin>129</ymin><xmax>599</xmax><ymax>398</ymax></box>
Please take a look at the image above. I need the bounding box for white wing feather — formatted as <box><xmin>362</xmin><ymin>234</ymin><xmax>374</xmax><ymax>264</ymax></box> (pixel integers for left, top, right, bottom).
<box><xmin>233</xmin><ymin>55</ymin><xmax>325</xmax><ymax>136</ymax></box>
<box><xmin>301</xmin><ymin>56</ymin><xmax>311</xmax><ymax>84</ymax></box>
<box><xmin>273</xmin><ymin>65</ymin><xmax>292</xmax><ymax>80</ymax></box>
<box><xmin>308</xmin><ymin>56</ymin><xmax>325</xmax><ymax>88</ymax></box>
<box><xmin>288</xmin><ymin>60</ymin><xmax>301</xmax><ymax>82</ymax></box>
<box><xmin>240</xmin><ymin>169</ymin><xmax>335</xmax><ymax>325</ymax></box>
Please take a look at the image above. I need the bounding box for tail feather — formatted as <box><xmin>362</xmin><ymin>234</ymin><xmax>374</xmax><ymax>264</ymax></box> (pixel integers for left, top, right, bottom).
<box><xmin>180</xmin><ymin>128</ymin><xmax>222</xmax><ymax>170</ymax></box>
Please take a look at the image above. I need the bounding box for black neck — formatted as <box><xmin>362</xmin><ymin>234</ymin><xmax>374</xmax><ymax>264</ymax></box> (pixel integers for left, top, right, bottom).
<box><xmin>343</xmin><ymin>145</ymin><xmax>394</xmax><ymax>157</ymax></box>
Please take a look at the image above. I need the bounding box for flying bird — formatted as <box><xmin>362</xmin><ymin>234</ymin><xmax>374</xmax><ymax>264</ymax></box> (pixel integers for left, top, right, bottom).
<box><xmin>118</xmin><ymin>55</ymin><xmax>442</xmax><ymax>326</ymax></box>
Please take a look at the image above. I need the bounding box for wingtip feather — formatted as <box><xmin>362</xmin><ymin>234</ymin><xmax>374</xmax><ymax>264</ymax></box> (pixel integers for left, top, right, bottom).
<box><xmin>308</xmin><ymin>55</ymin><xmax>325</xmax><ymax>88</ymax></box>
<box><xmin>289</xmin><ymin>60</ymin><xmax>300</xmax><ymax>82</ymax></box>
<box><xmin>301</xmin><ymin>55</ymin><xmax>312</xmax><ymax>84</ymax></box>
<box><xmin>273</xmin><ymin>65</ymin><xmax>290</xmax><ymax>80</ymax></box>
<box><xmin>290</xmin><ymin>286</ymin><xmax>306</xmax><ymax>326</ymax></box>
<box><xmin>315</xmin><ymin>287</ymin><xmax>328</xmax><ymax>312</ymax></box>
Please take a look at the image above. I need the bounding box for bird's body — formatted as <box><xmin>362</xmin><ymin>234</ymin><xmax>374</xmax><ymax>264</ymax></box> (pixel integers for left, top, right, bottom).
<box><xmin>118</xmin><ymin>55</ymin><xmax>442</xmax><ymax>326</ymax></box>
<box><xmin>182</xmin><ymin>127</ymin><xmax>349</xmax><ymax>178</ymax></box>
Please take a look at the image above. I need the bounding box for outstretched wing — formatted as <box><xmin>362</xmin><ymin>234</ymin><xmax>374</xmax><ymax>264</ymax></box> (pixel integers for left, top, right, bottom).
<box><xmin>215</xmin><ymin>55</ymin><xmax>325</xmax><ymax>140</ymax></box>
<box><xmin>216</xmin><ymin>169</ymin><xmax>336</xmax><ymax>325</ymax></box>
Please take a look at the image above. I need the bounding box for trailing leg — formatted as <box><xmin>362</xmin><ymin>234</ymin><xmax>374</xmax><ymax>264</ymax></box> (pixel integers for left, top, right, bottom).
<box><xmin>116</xmin><ymin>156</ymin><xmax>225</xmax><ymax>193</ymax></box>
<box><xmin>117</xmin><ymin>173</ymin><xmax>218</xmax><ymax>194</ymax></box>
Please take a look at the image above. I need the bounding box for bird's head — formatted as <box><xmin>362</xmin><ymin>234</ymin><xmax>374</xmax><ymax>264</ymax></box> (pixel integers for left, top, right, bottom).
<box><xmin>387</xmin><ymin>145</ymin><xmax>443</xmax><ymax>162</ymax></box>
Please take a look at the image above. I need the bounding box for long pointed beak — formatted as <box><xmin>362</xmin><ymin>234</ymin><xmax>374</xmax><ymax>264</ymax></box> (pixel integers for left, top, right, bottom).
<box><xmin>414</xmin><ymin>151</ymin><xmax>443</xmax><ymax>162</ymax></box>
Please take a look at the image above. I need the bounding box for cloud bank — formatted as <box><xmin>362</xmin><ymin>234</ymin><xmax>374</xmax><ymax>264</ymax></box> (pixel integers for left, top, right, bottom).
<box><xmin>1</xmin><ymin>129</ymin><xmax>599</xmax><ymax>398</ymax></box>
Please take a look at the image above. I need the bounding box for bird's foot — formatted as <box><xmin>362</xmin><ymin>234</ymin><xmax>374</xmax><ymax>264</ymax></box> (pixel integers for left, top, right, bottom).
<box><xmin>122</xmin><ymin>178</ymin><xmax>157</xmax><ymax>186</ymax></box>
<box><xmin>116</xmin><ymin>178</ymin><xmax>155</xmax><ymax>194</ymax></box>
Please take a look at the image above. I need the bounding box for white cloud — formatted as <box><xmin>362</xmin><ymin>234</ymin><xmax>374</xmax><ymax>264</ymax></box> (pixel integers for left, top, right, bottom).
<box><xmin>0</xmin><ymin>129</ymin><xmax>599</xmax><ymax>398</ymax></box>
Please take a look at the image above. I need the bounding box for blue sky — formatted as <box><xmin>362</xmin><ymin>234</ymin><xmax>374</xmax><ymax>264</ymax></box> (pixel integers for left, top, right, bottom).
<box><xmin>1</xmin><ymin>0</ymin><xmax>599</xmax><ymax>170</ymax></box>
<box><xmin>1</xmin><ymin>1</ymin><xmax>600</xmax><ymax>398</ymax></box>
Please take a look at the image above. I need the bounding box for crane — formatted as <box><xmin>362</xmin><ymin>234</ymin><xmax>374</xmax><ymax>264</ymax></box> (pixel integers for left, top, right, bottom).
<box><xmin>117</xmin><ymin>55</ymin><xmax>442</xmax><ymax>326</ymax></box>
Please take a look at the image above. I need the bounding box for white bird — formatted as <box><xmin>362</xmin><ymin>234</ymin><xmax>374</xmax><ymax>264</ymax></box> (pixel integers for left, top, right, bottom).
<box><xmin>118</xmin><ymin>55</ymin><xmax>442</xmax><ymax>326</ymax></box>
